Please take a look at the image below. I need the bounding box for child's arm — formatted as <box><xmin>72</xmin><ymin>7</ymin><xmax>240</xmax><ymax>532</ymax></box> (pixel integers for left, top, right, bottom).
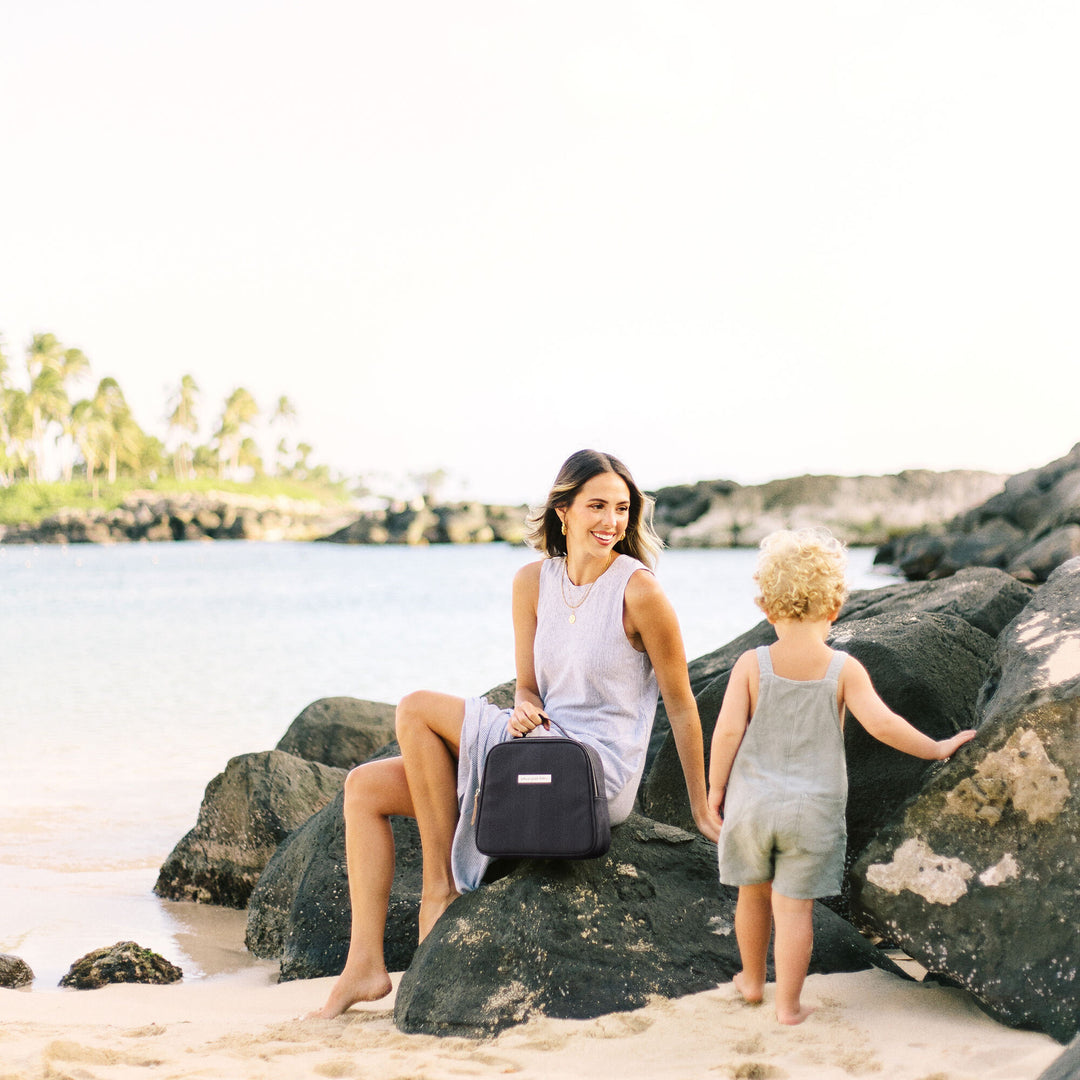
<box><xmin>708</xmin><ymin>651</ymin><xmax>756</xmax><ymax>821</ymax></box>
<box><xmin>841</xmin><ymin>656</ymin><xmax>977</xmax><ymax>759</ymax></box>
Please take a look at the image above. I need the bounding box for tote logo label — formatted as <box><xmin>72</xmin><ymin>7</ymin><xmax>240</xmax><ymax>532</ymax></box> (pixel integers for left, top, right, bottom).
<box><xmin>517</xmin><ymin>774</ymin><xmax>552</xmax><ymax>784</ymax></box>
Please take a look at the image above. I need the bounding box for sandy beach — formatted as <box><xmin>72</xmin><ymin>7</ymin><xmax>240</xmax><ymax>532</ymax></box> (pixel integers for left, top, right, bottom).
<box><xmin>2</xmin><ymin>962</ymin><xmax>1064</xmax><ymax>1080</ymax></box>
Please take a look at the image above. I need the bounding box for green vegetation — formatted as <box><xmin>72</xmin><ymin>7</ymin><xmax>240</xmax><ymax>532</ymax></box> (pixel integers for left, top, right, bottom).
<box><xmin>0</xmin><ymin>329</ymin><xmax>349</xmax><ymax>525</ymax></box>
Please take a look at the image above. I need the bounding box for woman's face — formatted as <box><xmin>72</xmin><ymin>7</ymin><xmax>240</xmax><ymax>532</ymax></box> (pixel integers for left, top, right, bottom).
<box><xmin>559</xmin><ymin>471</ymin><xmax>632</xmax><ymax>560</ymax></box>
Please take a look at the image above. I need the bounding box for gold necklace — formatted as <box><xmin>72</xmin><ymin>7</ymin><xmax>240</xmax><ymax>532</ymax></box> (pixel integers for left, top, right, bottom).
<box><xmin>560</xmin><ymin>562</ymin><xmax>597</xmax><ymax>624</ymax></box>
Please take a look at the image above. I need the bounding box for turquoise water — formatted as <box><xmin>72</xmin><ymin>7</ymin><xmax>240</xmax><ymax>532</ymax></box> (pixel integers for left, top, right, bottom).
<box><xmin>0</xmin><ymin>540</ymin><xmax>891</xmax><ymax>987</ymax></box>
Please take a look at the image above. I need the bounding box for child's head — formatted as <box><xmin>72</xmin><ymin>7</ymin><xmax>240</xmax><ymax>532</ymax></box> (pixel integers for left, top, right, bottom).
<box><xmin>753</xmin><ymin>527</ymin><xmax>849</xmax><ymax>622</ymax></box>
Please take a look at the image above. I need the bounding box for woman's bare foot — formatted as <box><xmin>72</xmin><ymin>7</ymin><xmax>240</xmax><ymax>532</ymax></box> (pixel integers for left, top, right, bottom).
<box><xmin>733</xmin><ymin>971</ymin><xmax>764</xmax><ymax>1005</ymax></box>
<box><xmin>776</xmin><ymin>1003</ymin><xmax>817</xmax><ymax>1026</ymax></box>
<box><xmin>307</xmin><ymin>966</ymin><xmax>393</xmax><ymax>1019</ymax></box>
<box><xmin>418</xmin><ymin>889</ymin><xmax>460</xmax><ymax>943</ymax></box>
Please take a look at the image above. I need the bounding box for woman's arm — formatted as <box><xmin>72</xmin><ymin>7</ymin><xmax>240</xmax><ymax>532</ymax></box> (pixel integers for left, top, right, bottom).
<box><xmin>841</xmin><ymin>656</ymin><xmax>977</xmax><ymax>759</ymax></box>
<box><xmin>508</xmin><ymin>560</ymin><xmax>548</xmax><ymax>736</ymax></box>
<box><xmin>707</xmin><ymin>650</ymin><xmax>756</xmax><ymax>821</ymax></box>
<box><xmin>625</xmin><ymin>571</ymin><xmax>721</xmax><ymax>842</ymax></box>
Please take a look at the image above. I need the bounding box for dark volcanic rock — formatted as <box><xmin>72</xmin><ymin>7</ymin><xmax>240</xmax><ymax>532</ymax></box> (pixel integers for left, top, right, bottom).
<box><xmin>0</xmin><ymin>953</ymin><xmax>34</xmax><ymax>988</ymax></box>
<box><xmin>59</xmin><ymin>942</ymin><xmax>182</xmax><ymax>988</ymax></box>
<box><xmin>850</xmin><ymin>559</ymin><xmax>1080</xmax><ymax>1043</ymax></box>
<box><xmin>155</xmin><ymin>750</ymin><xmax>345</xmax><ymax>908</ymax></box>
<box><xmin>245</xmin><ymin>790</ymin><xmax>424</xmax><ymax>979</ymax></box>
<box><xmin>275</xmin><ymin>697</ymin><xmax>397</xmax><ymax>770</ymax></box>
<box><xmin>393</xmin><ymin>813</ymin><xmax>903</xmax><ymax>1037</ymax></box>
<box><xmin>879</xmin><ymin>443</ymin><xmax>1080</xmax><ymax>582</ymax></box>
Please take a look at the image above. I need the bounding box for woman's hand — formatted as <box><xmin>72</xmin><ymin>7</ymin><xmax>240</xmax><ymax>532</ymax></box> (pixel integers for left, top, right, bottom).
<box><xmin>508</xmin><ymin>704</ymin><xmax>550</xmax><ymax>738</ymax></box>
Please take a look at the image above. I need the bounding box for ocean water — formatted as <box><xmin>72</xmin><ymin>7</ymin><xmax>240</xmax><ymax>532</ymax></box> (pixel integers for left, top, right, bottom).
<box><xmin>0</xmin><ymin>540</ymin><xmax>893</xmax><ymax>988</ymax></box>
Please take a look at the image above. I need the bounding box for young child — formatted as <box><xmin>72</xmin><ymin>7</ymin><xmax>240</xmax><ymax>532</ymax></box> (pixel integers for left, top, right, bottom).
<box><xmin>707</xmin><ymin>527</ymin><xmax>976</xmax><ymax>1025</ymax></box>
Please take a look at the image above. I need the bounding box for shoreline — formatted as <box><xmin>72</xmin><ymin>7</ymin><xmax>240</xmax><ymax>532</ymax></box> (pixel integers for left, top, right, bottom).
<box><xmin>2</xmin><ymin>964</ymin><xmax>1063</xmax><ymax>1080</ymax></box>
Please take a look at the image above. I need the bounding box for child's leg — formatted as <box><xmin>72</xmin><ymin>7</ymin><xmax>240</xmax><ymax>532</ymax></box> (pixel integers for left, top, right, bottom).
<box><xmin>771</xmin><ymin>890</ymin><xmax>816</xmax><ymax>1024</ymax></box>
<box><xmin>732</xmin><ymin>882</ymin><xmax>772</xmax><ymax>1003</ymax></box>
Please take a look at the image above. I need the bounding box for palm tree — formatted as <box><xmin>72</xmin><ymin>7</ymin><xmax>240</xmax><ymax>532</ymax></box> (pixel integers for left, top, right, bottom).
<box><xmin>214</xmin><ymin>387</ymin><xmax>259</xmax><ymax>479</ymax></box>
<box><xmin>70</xmin><ymin>395</ymin><xmax>110</xmax><ymax>498</ymax></box>
<box><xmin>24</xmin><ymin>333</ymin><xmax>91</xmax><ymax>481</ymax></box>
<box><xmin>270</xmin><ymin>394</ymin><xmax>297</xmax><ymax>476</ymax></box>
<box><xmin>1</xmin><ymin>387</ymin><xmax>31</xmax><ymax>484</ymax></box>
<box><xmin>166</xmin><ymin>374</ymin><xmax>200</xmax><ymax>480</ymax></box>
<box><xmin>25</xmin><ymin>366</ymin><xmax>68</xmax><ymax>482</ymax></box>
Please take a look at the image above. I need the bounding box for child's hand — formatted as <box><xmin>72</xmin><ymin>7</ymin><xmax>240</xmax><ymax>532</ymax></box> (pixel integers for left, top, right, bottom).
<box><xmin>936</xmin><ymin>730</ymin><xmax>977</xmax><ymax>759</ymax></box>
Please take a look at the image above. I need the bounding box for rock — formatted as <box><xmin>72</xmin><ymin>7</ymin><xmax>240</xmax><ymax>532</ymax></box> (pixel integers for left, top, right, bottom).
<box><xmin>275</xmin><ymin>697</ymin><xmax>397</xmax><ymax>770</ymax></box>
<box><xmin>245</xmin><ymin>790</ymin><xmax>423</xmax><ymax>979</ymax></box>
<box><xmin>59</xmin><ymin>941</ymin><xmax>182</xmax><ymax>988</ymax></box>
<box><xmin>155</xmin><ymin>750</ymin><xmax>345</xmax><ymax>908</ymax></box>
<box><xmin>1008</xmin><ymin>525</ymin><xmax>1080</xmax><ymax>584</ymax></box>
<box><xmin>0</xmin><ymin>953</ymin><xmax>34</xmax><ymax>988</ymax></box>
<box><xmin>977</xmin><ymin>558</ymin><xmax>1080</xmax><ymax>729</ymax></box>
<box><xmin>393</xmin><ymin>813</ymin><xmax>904</xmax><ymax>1037</ymax></box>
<box><xmin>320</xmin><ymin>501</ymin><xmax>528</xmax><ymax>545</ymax></box>
<box><xmin>850</xmin><ymin>560</ymin><xmax>1080</xmax><ymax>1043</ymax></box>
<box><xmin>880</xmin><ymin>443</ymin><xmax>1080</xmax><ymax>582</ymax></box>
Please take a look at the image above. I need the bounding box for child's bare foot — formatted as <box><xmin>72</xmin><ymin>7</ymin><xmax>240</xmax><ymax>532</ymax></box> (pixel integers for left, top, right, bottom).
<box><xmin>418</xmin><ymin>889</ymin><xmax>460</xmax><ymax>943</ymax></box>
<box><xmin>776</xmin><ymin>1003</ymin><xmax>817</xmax><ymax>1025</ymax></box>
<box><xmin>306</xmin><ymin>966</ymin><xmax>393</xmax><ymax>1019</ymax></box>
<box><xmin>733</xmin><ymin>971</ymin><xmax>764</xmax><ymax>1005</ymax></box>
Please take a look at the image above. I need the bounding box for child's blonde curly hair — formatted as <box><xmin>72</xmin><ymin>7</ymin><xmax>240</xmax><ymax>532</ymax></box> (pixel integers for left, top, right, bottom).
<box><xmin>753</xmin><ymin>527</ymin><xmax>849</xmax><ymax>622</ymax></box>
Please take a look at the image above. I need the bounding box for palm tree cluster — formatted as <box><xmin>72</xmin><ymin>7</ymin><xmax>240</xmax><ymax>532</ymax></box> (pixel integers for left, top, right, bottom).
<box><xmin>0</xmin><ymin>331</ymin><xmax>316</xmax><ymax>493</ymax></box>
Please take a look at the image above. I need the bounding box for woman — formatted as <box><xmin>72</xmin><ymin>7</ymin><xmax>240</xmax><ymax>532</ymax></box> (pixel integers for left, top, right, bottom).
<box><xmin>311</xmin><ymin>449</ymin><xmax>721</xmax><ymax>1019</ymax></box>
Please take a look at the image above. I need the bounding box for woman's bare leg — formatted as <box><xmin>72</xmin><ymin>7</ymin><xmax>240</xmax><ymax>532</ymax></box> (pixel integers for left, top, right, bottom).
<box><xmin>733</xmin><ymin>882</ymin><xmax>772</xmax><ymax>1004</ymax></box>
<box><xmin>395</xmin><ymin>690</ymin><xmax>466</xmax><ymax>941</ymax></box>
<box><xmin>308</xmin><ymin>757</ymin><xmax>414</xmax><ymax>1018</ymax></box>
<box><xmin>771</xmin><ymin>891</ymin><xmax>816</xmax><ymax>1024</ymax></box>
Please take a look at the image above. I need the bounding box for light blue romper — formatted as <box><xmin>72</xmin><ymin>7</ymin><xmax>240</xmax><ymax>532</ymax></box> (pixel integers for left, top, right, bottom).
<box><xmin>717</xmin><ymin>646</ymin><xmax>849</xmax><ymax>900</ymax></box>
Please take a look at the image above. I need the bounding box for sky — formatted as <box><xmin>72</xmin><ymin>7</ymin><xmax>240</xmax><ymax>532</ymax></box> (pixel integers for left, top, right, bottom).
<box><xmin>2</xmin><ymin>1</ymin><xmax>1078</xmax><ymax>505</ymax></box>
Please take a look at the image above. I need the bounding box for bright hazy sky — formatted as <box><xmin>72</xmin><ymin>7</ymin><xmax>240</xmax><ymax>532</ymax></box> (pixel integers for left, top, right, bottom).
<box><xmin>2</xmin><ymin>2</ymin><xmax>1077</xmax><ymax>504</ymax></box>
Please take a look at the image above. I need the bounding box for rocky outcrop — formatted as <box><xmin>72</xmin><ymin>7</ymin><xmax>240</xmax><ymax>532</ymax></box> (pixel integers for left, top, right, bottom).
<box><xmin>877</xmin><ymin>443</ymin><xmax>1080</xmax><ymax>582</ymax></box>
<box><xmin>0</xmin><ymin>490</ymin><xmax>355</xmax><ymax>545</ymax></box>
<box><xmin>275</xmin><ymin>697</ymin><xmax>397</xmax><ymax>771</ymax></box>
<box><xmin>59</xmin><ymin>942</ymin><xmax>182</xmax><ymax>988</ymax></box>
<box><xmin>319</xmin><ymin>500</ymin><xmax>528</xmax><ymax>545</ymax></box>
<box><xmin>0</xmin><ymin>953</ymin><xmax>34</xmax><ymax>988</ymax></box>
<box><xmin>850</xmin><ymin>558</ymin><xmax>1080</xmax><ymax>1043</ymax></box>
<box><xmin>393</xmin><ymin>813</ymin><xmax>902</xmax><ymax>1037</ymax></box>
<box><xmin>154</xmin><ymin>750</ymin><xmax>345</xmax><ymax>908</ymax></box>
<box><xmin>654</xmin><ymin>470</ymin><xmax>1007</xmax><ymax>549</ymax></box>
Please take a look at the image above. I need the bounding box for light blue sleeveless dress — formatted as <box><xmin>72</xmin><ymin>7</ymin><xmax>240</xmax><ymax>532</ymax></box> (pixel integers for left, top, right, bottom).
<box><xmin>451</xmin><ymin>554</ymin><xmax>658</xmax><ymax>892</ymax></box>
<box><xmin>717</xmin><ymin>646</ymin><xmax>849</xmax><ymax>900</ymax></box>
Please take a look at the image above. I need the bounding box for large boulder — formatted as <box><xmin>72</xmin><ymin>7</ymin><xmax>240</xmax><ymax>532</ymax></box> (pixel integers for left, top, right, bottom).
<box><xmin>393</xmin><ymin>813</ymin><xmax>903</xmax><ymax>1037</ymax></box>
<box><xmin>155</xmin><ymin>750</ymin><xmax>345</xmax><ymax>908</ymax></box>
<box><xmin>850</xmin><ymin>559</ymin><xmax>1080</xmax><ymax>1044</ymax></box>
<box><xmin>275</xmin><ymin>697</ymin><xmax>397</xmax><ymax>770</ymax></box>
<box><xmin>245</xmin><ymin>790</ymin><xmax>424</xmax><ymax>979</ymax></box>
<box><xmin>646</xmin><ymin>607</ymin><xmax>996</xmax><ymax>875</ymax></box>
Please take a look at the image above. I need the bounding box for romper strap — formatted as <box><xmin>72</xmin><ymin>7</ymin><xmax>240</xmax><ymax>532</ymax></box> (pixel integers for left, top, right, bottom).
<box><xmin>824</xmin><ymin>649</ymin><xmax>848</xmax><ymax>681</ymax></box>
<box><xmin>755</xmin><ymin>645</ymin><xmax>773</xmax><ymax>674</ymax></box>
